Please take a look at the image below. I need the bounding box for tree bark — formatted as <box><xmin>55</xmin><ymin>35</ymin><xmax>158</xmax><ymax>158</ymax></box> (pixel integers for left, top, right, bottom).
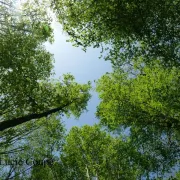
<box><xmin>0</xmin><ymin>101</ymin><xmax>73</xmax><ymax>131</ymax></box>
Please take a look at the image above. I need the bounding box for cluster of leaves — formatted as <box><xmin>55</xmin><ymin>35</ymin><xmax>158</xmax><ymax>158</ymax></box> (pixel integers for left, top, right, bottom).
<box><xmin>96</xmin><ymin>61</ymin><xmax>180</xmax><ymax>130</ymax></box>
<box><xmin>60</xmin><ymin>125</ymin><xmax>139</xmax><ymax>179</ymax></box>
<box><xmin>52</xmin><ymin>0</ymin><xmax>180</xmax><ymax>67</ymax></box>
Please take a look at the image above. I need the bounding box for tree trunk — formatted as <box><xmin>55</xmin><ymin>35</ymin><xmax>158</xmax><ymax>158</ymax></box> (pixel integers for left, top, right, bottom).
<box><xmin>0</xmin><ymin>101</ymin><xmax>73</xmax><ymax>131</ymax></box>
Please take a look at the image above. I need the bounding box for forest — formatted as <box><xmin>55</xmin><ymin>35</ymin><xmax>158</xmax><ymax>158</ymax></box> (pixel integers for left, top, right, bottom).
<box><xmin>0</xmin><ymin>0</ymin><xmax>180</xmax><ymax>179</ymax></box>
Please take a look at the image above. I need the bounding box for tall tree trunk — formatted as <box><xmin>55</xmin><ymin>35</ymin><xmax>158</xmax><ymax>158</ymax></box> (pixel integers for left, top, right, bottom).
<box><xmin>0</xmin><ymin>101</ymin><xmax>73</xmax><ymax>131</ymax></box>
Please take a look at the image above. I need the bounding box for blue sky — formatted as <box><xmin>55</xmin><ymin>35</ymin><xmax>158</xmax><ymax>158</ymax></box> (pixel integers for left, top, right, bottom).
<box><xmin>45</xmin><ymin>22</ymin><xmax>112</xmax><ymax>130</ymax></box>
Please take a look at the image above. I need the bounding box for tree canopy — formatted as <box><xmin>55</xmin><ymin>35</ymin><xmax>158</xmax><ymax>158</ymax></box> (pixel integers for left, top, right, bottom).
<box><xmin>0</xmin><ymin>0</ymin><xmax>91</xmax><ymax>132</ymax></box>
<box><xmin>96</xmin><ymin>61</ymin><xmax>180</xmax><ymax>130</ymax></box>
<box><xmin>60</xmin><ymin>125</ymin><xmax>140</xmax><ymax>179</ymax></box>
<box><xmin>0</xmin><ymin>1</ymin><xmax>91</xmax><ymax>178</ymax></box>
<box><xmin>53</xmin><ymin>0</ymin><xmax>180</xmax><ymax>67</ymax></box>
<box><xmin>1</xmin><ymin>0</ymin><xmax>180</xmax><ymax>179</ymax></box>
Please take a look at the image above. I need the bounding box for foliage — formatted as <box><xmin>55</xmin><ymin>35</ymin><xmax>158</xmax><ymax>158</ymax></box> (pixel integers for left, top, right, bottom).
<box><xmin>1</xmin><ymin>0</ymin><xmax>180</xmax><ymax>179</ymax></box>
<box><xmin>52</xmin><ymin>0</ymin><xmax>180</xmax><ymax>67</ymax></box>
<box><xmin>0</xmin><ymin>0</ymin><xmax>54</xmax><ymax>123</ymax></box>
<box><xmin>60</xmin><ymin>125</ymin><xmax>140</xmax><ymax>179</ymax></box>
<box><xmin>0</xmin><ymin>0</ymin><xmax>91</xmax><ymax>130</ymax></box>
<box><xmin>96</xmin><ymin>61</ymin><xmax>180</xmax><ymax>130</ymax></box>
<box><xmin>96</xmin><ymin>62</ymin><xmax>180</xmax><ymax>178</ymax></box>
<box><xmin>129</xmin><ymin>125</ymin><xmax>180</xmax><ymax>179</ymax></box>
<box><xmin>0</xmin><ymin>0</ymin><xmax>91</xmax><ymax>178</ymax></box>
<box><xmin>0</xmin><ymin>115</ymin><xmax>66</xmax><ymax>180</ymax></box>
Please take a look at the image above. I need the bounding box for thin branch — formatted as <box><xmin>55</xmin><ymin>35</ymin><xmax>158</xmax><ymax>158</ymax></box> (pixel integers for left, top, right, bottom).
<box><xmin>8</xmin><ymin>165</ymin><xmax>33</xmax><ymax>180</ymax></box>
<box><xmin>0</xmin><ymin>147</ymin><xmax>25</xmax><ymax>155</ymax></box>
<box><xmin>5</xmin><ymin>165</ymin><xmax>15</xmax><ymax>180</ymax></box>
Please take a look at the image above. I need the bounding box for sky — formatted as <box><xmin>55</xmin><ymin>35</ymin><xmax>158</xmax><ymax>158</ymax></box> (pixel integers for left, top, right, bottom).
<box><xmin>45</xmin><ymin>21</ymin><xmax>112</xmax><ymax>131</ymax></box>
